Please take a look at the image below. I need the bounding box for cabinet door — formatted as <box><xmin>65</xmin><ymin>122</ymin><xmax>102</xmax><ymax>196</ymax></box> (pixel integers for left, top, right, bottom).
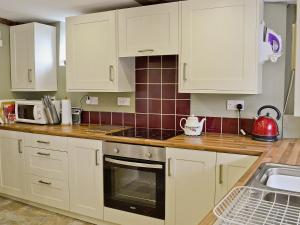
<box><xmin>166</xmin><ymin>148</ymin><xmax>216</xmax><ymax>225</ymax></box>
<box><xmin>69</xmin><ymin>138</ymin><xmax>103</xmax><ymax>219</ymax></box>
<box><xmin>118</xmin><ymin>2</ymin><xmax>179</xmax><ymax>57</ymax></box>
<box><xmin>10</xmin><ymin>24</ymin><xmax>35</xmax><ymax>89</ymax></box>
<box><xmin>180</xmin><ymin>0</ymin><xmax>262</xmax><ymax>94</ymax></box>
<box><xmin>0</xmin><ymin>131</ymin><xmax>25</xmax><ymax>198</ymax></box>
<box><xmin>66</xmin><ymin>11</ymin><xmax>117</xmax><ymax>91</ymax></box>
<box><xmin>215</xmin><ymin>153</ymin><xmax>257</xmax><ymax>204</ymax></box>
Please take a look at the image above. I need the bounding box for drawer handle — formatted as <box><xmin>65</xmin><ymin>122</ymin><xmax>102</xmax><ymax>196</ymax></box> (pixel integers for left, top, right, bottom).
<box><xmin>37</xmin><ymin>140</ymin><xmax>50</xmax><ymax>144</ymax></box>
<box><xmin>138</xmin><ymin>49</ymin><xmax>154</xmax><ymax>53</ymax></box>
<box><xmin>219</xmin><ymin>164</ymin><xmax>224</xmax><ymax>184</ymax></box>
<box><xmin>18</xmin><ymin>139</ymin><xmax>22</xmax><ymax>154</ymax></box>
<box><xmin>95</xmin><ymin>149</ymin><xmax>100</xmax><ymax>166</ymax></box>
<box><xmin>38</xmin><ymin>180</ymin><xmax>52</xmax><ymax>185</ymax></box>
<box><xmin>168</xmin><ymin>158</ymin><xmax>172</xmax><ymax>177</ymax></box>
<box><xmin>37</xmin><ymin>152</ymin><xmax>51</xmax><ymax>157</ymax></box>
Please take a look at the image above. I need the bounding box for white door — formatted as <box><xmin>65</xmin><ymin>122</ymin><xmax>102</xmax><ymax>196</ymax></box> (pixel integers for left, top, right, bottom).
<box><xmin>215</xmin><ymin>153</ymin><xmax>257</xmax><ymax>204</ymax></box>
<box><xmin>180</xmin><ymin>0</ymin><xmax>262</xmax><ymax>94</ymax></box>
<box><xmin>0</xmin><ymin>132</ymin><xmax>25</xmax><ymax>198</ymax></box>
<box><xmin>166</xmin><ymin>148</ymin><xmax>216</xmax><ymax>225</ymax></box>
<box><xmin>118</xmin><ymin>2</ymin><xmax>179</xmax><ymax>57</ymax></box>
<box><xmin>69</xmin><ymin>138</ymin><xmax>103</xmax><ymax>219</ymax></box>
<box><xmin>10</xmin><ymin>24</ymin><xmax>35</xmax><ymax>89</ymax></box>
<box><xmin>66</xmin><ymin>11</ymin><xmax>117</xmax><ymax>91</ymax></box>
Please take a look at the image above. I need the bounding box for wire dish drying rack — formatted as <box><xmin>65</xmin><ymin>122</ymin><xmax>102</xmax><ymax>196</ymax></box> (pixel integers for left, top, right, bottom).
<box><xmin>214</xmin><ymin>186</ymin><xmax>300</xmax><ymax>225</ymax></box>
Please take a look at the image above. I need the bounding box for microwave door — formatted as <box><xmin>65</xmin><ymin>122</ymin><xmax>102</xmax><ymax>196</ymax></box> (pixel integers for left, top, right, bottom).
<box><xmin>18</xmin><ymin>105</ymin><xmax>35</xmax><ymax>120</ymax></box>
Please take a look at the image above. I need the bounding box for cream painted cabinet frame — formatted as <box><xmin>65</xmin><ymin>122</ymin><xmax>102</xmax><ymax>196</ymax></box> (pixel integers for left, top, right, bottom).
<box><xmin>165</xmin><ymin>148</ymin><xmax>216</xmax><ymax>225</ymax></box>
<box><xmin>10</xmin><ymin>23</ymin><xmax>57</xmax><ymax>92</ymax></box>
<box><xmin>66</xmin><ymin>11</ymin><xmax>134</xmax><ymax>92</ymax></box>
<box><xmin>215</xmin><ymin>153</ymin><xmax>257</xmax><ymax>204</ymax></box>
<box><xmin>0</xmin><ymin>131</ymin><xmax>25</xmax><ymax>199</ymax></box>
<box><xmin>118</xmin><ymin>2</ymin><xmax>179</xmax><ymax>57</ymax></box>
<box><xmin>294</xmin><ymin>2</ymin><xmax>300</xmax><ymax>116</ymax></box>
<box><xmin>180</xmin><ymin>0</ymin><xmax>263</xmax><ymax>94</ymax></box>
<box><xmin>68</xmin><ymin>138</ymin><xmax>103</xmax><ymax>220</ymax></box>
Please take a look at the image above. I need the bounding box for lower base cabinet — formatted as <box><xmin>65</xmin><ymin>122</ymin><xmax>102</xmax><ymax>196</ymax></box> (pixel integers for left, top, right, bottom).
<box><xmin>68</xmin><ymin>138</ymin><xmax>103</xmax><ymax>220</ymax></box>
<box><xmin>165</xmin><ymin>148</ymin><xmax>216</xmax><ymax>225</ymax></box>
<box><xmin>0</xmin><ymin>131</ymin><xmax>25</xmax><ymax>199</ymax></box>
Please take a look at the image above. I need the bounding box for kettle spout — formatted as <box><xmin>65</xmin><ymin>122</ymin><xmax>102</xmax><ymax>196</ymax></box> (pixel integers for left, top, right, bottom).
<box><xmin>199</xmin><ymin>118</ymin><xmax>206</xmax><ymax>129</ymax></box>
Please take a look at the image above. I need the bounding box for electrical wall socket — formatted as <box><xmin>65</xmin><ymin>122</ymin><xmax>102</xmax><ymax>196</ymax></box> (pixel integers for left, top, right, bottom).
<box><xmin>227</xmin><ymin>100</ymin><xmax>245</xmax><ymax>111</ymax></box>
<box><xmin>118</xmin><ymin>97</ymin><xmax>130</xmax><ymax>106</ymax></box>
<box><xmin>86</xmin><ymin>96</ymin><xmax>98</xmax><ymax>105</ymax></box>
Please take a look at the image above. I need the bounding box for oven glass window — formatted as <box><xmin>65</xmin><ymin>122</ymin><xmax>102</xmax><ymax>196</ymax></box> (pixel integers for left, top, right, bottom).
<box><xmin>112</xmin><ymin>167</ymin><xmax>157</xmax><ymax>207</ymax></box>
<box><xmin>18</xmin><ymin>105</ymin><xmax>34</xmax><ymax>120</ymax></box>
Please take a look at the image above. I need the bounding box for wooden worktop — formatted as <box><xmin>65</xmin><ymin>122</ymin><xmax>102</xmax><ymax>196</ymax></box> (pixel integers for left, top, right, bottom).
<box><xmin>0</xmin><ymin>123</ymin><xmax>299</xmax><ymax>225</ymax></box>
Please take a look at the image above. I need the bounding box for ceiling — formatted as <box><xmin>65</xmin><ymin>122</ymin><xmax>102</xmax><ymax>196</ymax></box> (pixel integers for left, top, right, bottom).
<box><xmin>0</xmin><ymin>0</ymin><xmax>140</xmax><ymax>23</ymax></box>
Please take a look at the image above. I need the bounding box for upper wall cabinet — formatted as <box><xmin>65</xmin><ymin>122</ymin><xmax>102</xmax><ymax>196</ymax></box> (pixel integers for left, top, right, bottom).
<box><xmin>118</xmin><ymin>2</ymin><xmax>179</xmax><ymax>57</ymax></box>
<box><xmin>66</xmin><ymin>11</ymin><xmax>134</xmax><ymax>92</ymax></box>
<box><xmin>179</xmin><ymin>0</ymin><xmax>263</xmax><ymax>94</ymax></box>
<box><xmin>10</xmin><ymin>23</ymin><xmax>57</xmax><ymax>92</ymax></box>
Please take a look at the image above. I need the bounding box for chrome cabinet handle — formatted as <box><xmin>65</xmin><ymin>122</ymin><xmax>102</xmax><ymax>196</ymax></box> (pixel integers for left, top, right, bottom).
<box><xmin>138</xmin><ymin>49</ymin><xmax>154</xmax><ymax>53</ymax></box>
<box><xmin>183</xmin><ymin>63</ymin><xmax>188</xmax><ymax>81</ymax></box>
<box><xmin>168</xmin><ymin>158</ymin><xmax>172</xmax><ymax>177</ymax></box>
<box><xmin>37</xmin><ymin>140</ymin><xmax>50</xmax><ymax>144</ymax></box>
<box><xmin>28</xmin><ymin>69</ymin><xmax>33</xmax><ymax>83</ymax></box>
<box><xmin>219</xmin><ymin>164</ymin><xmax>224</xmax><ymax>184</ymax></box>
<box><xmin>18</xmin><ymin>139</ymin><xmax>22</xmax><ymax>154</ymax></box>
<box><xmin>105</xmin><ymin>157</ymin><xmax>163</xmax><ymax>169</ymax></box>
<box><xmin>37</xmin><ymin>152</ymin><xmax>51</xmax><ymax>157</ymax></box>
<box><xmin>95</xmin><ymin>149</ymin><xmax>100</xmax><ymax>166</ymax></box>
<box><xmin>109</xmin><ymin>65</ymin><xmax>114</xmax><ymax>82</ymax></box>
<box><xmin>38</xmin><ymin>180</ymin><xmax>52</xmax><ymax>185</ymax></box>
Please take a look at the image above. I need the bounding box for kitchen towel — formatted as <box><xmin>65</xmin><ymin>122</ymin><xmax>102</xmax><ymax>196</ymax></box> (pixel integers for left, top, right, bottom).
<box><xmin>61</xmin><ymin>99</ymin><xmax>72</xmax><ymax>125</ymax></box>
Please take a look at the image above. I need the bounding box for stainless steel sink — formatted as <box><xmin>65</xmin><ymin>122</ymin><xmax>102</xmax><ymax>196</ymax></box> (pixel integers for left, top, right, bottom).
<box><xmin>248</xmin><ymin>163</ymin><xmax>300</xmax><ymax>194</ymax></box>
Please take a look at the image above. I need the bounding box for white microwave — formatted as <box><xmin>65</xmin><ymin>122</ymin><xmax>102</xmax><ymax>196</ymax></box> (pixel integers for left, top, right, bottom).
<box><xmin>15</xmin><ymin>100</ymin><xmax>60</xmax><ymax>124</ymax></box>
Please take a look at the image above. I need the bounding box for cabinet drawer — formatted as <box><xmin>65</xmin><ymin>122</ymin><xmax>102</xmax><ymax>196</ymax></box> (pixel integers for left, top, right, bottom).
<box><xmin>25</xmin><ymin>147</ymin><xmax>68</xmax><ymax>180</ymax></box>
<box><xmin>24</xmin><ymin>133</ymin><xmax>67</xmax><ymax>151</ymax></box>
<box><xmin>27</xmin><ymin>174</ymin><xmax>69</xmax><ymax>210</ymax></box>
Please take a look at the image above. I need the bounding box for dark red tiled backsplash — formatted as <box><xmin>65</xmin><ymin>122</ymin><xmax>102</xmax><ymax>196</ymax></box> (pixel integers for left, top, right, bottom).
<box><xmin>81</xmin><ymin>55</ymin><xmax>254</xmax><ymax>135</ymax></box>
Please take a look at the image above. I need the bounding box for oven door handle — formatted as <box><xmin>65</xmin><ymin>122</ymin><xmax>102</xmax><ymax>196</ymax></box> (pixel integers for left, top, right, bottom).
<box><xmin>105</xmin><ymin>157</ymin><xmax>163</xmax><ymax>169</ymax></box>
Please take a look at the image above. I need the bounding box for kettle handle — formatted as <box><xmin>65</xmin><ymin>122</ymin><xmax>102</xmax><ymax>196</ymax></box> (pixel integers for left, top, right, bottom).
<box><xmin>180</xmin><ymin>118</ymin><xmax>187</xmax><ymax>130</ymax></box>
<box><xmin>257</xmin><ymin>105</ymin><xmax>281</xmax><ymax>120</ymax></box>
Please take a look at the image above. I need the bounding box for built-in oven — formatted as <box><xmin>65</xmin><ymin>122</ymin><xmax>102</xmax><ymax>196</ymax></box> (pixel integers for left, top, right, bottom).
<box><xmin>103</xmin><ymin>142</ymin><xmax>165</xmax><ymax>220</ymax></box>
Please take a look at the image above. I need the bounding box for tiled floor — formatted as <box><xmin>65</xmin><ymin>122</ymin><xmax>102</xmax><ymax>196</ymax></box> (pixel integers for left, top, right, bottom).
<box><xmin>0</xmin><ymin>196</ymin><xmax>92</xmax><ymax>225</ymax></box>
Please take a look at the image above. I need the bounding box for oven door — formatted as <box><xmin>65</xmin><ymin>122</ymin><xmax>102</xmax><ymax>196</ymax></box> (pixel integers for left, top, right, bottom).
<box><xmin>104</xmin><ymin>155</ymin><xmax>165</xmax><ymax>220</ymax></box>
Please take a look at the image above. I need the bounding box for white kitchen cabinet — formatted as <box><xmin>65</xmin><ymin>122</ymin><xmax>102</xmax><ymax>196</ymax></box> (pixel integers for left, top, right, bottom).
<box><xmin>165</xmin><ymin>148</ymin><xmax>216</xmax><ymax>225</ymax></box>
<box><xmin>66</xmin><ymin>11</ymin><xmax>134</xmax><ymax>92</ymax></box>
<box><xmin>68</xmin><ymin>138</ymin><xmax>103</xmax><ymax>219</ymax></box>
<box><xmin>0</xmin><ymin>131</ymin><xmax>25</xmax><ymax>199</ymax></box>
<box><xmin>10</xmin><ymin>23</ymin><xmax>57</xmax><ymax>91</ymax></box>
<box><xmin>180</xmin><ymin>0</ymin><xmax>263</xmax><ymax>94</ymax></box>
<box><xmin>118</xmin><ymin>2</ymin><xmax>179</xmax><ymax>57</ymax></box>
<box><xmin>215</xmin><ymin>153</ymin><xmax>257</xmax><ymax>204</ymax></box>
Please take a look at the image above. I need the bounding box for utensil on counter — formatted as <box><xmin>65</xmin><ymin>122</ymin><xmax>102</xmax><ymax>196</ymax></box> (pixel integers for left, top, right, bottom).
<box><xmin>180</xmin><ymin>115</ymin><xmax>206</xmax><ymax>136</ymax></box>
<box><xmin>252</xmin><ymin>105</ymin><xmax>281</xmax><ymax>142</ymax></box>
<box><xmin>42</xmin><ymin>96</ymin><xmax>60</xmax><ymax>125</ymax></box>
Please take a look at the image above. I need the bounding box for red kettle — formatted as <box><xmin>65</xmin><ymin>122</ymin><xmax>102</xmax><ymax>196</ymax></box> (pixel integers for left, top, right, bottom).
<box><xmin>252</xmin><ymin>105</ymin><xmax>281</xmax><ymax>142</ymax></box>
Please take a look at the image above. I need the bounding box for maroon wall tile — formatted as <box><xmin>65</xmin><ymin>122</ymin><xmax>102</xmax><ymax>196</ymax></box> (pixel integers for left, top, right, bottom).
<box><xmin>162</xmin><ymin>100</ymin><xmax>175</xmax><ymax>114</ymax></box>
<box><xmin>112</xmin><ymin>113</ymin><xmax>123</xmax><ymax>126</ymax></box>
<box><xmin>124</xmin><ymin>113</ymin><xmax>135</xmax><ymax>127</ymax></box>
<box><xmin>222</xmin><ymin>118</ymin><xmax>238</xmax><ymax>134</ymax></box>
<box><xmin>206</xmin><ymin>117</ymin><xmax>222</xmax><ymax>133</ymax></box>
<box><xmin>148</xmin><ymin>84</ymin><xmax>161</xmax><ymax>99</ymax></box>
<box><xmin>162</xmin><ymin>84</ymin><xmax>176</xmax><ymax>99</ymax></box>
<box><xmin>162</xmin><ymin>115</ymin><xmax>175</xmax><ymax>130</ymax></box>
<box><xmin>162</xmin><ymin>69</ymin><xmax>176</xmax><ymax>83</ymax></box>
<box><xmin>149</xmin><ymin>99</ymin><xmax>161</xmax><ymax>114</ymax></box>
<box><xmin>90</xmin><ymin>112</ymin><xmax>100</xmax><ymax>125</ymax></box>
<box><xmin>241</xmin><ymin>118</ymin><xmax>255</xmax><ymax>134</ymax></box>
<box><xmin>149</xmin><ymin>114</ymin><xmax>161</xmax><ymax>129</ymax></box>
<box><xmin>101</xmin><ymin>112</ymin><xmax>111</xmax><ymax>125</ymax></box>
<box><xmin>136</xmin><ymin>84</ymin><xmax>148</xmax><ymax>98</ymax></box>
<box><xmin>81</xmin><ymin>111</ymin><xmax>90</xmax><ymax>124</ymax></box>
<box><xmin>176</xmin><ymin>100</ymin><xmax>191</xmax><ymax>115</ymax></box>
<box><xmin>136</xmin><ymin>56</ymin><xmax>148</xmax><ymax>69</ymax></box>
<box><xmin>149</xmin><ymin>56</ymin><xmax>161</xmax><ymax>68</ymax></box>
<box><xmin>162</xmin><ymin>55</ymin><xmax>177</xmax><ymax>68</ymax></box>
<box><xmin>136</xmin><ymin>114</ymin><xmax>148</xmax><ymax>128</ymax></box>
<box><xmin>149</xmin><ymin>69</ymin><xmax>161</xmax><ymax>83</ymax></box>
<box><xmin>136</xmin><ymin>69</ymin><xmax>148</xmax><ymax>83</ymax></box>
<box><xmin>136</xmin><ymin>99</ymin><xmax>148</xmax><ymax>113</ymax></box>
